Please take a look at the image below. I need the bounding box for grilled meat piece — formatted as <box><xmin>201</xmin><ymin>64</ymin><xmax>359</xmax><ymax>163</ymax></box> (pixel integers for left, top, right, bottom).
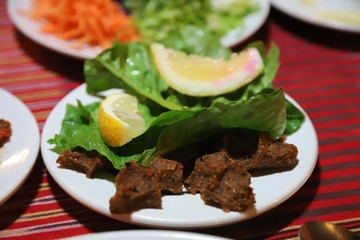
<box><xmin>109</xmin><ymin>157</ymin><xmax>183</xmax><ymax>214</ymax></box>
<box><xmin>185</xmin><ymin>152</ymin><xmax>255</xmax><ymax>212</ymax></box>
<box><xmin>56</xmin><ymin>149</ymin><xmax>110</xmax><ymax>178</ymax></box>
<box><xmin>242</xmin><ymin>134</ymin><xmax>298</xmax><ymax>170</ymax></box>
<box><xmin>57</xmin><ymin>131</ymin><xmax>298</xmax><ymax>214</ymax></box>
<box><xmin>184</xmin><ymin>152</ymin><xmax>230</xmax><ymax>194</ymax></box>
<box><xmin>149</xmin><ymin>156</ymin><xmax>184</xmax><ymax>194</ymax></box>
<box><xmin>109</xmin><ymin>161</ymin><xmax>162</xmax><ymax>214</ymax></box>
<box><xmin>201</xmin><ymin>158</ymin><xmax>255</xmax><ymax>212</ymax></box>
<box><xmin>219</xmin><ymin>133</ymin><xmax>298</xmax><ymax>170</ymax></box>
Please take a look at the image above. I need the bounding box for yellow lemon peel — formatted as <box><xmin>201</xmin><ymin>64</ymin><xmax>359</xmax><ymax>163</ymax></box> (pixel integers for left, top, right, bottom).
<box><xmin>98</xmin><ymin>93</ymin><xmax>146</xmax><ymax>147</ymax></box>
<box><xmin>151</xmin><ymin>43</ymin><xmax>264</xmax><ymax>97</ymax></box>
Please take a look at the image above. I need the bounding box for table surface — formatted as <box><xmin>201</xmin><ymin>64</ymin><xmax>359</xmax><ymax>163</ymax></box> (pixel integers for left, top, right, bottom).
<box><xmin>1</xmin><ymin>1</ymin><xmax>360</xmax><ymax>239</ymax></box>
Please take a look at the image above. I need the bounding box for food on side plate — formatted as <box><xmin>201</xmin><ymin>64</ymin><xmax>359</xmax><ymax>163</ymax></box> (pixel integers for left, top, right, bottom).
<box><xmin>0</xmin><ymin>119</ymin><xmax>11</xmax><ymax>148</ymax></box>
<box><xmin>316</xmin><ymin>10</ymin><xmax>360</xmax><ymax>26</ymax></box>
<box><xmin>49</xmin><ymin>41</ymin><xmax>305</xmax><ymax>213</ymax></box>
<box><xmin>24</xmin><ymin>0</ymin><xmax>140</xmax><ymax>49</ymax></box>
<box><xmin>299</xmin><ymin>0</ymin><xmax>316</xmax><ymax>5</ymax></box>
<box><xmin>124</xmin><ymin>0</ymin><xmax>260</xmax><ymax>45</ymax></box>
<box><xmin>24</xmin><ymin>0</ymin><xmax>260</xmax><ymax>51</ymax></box>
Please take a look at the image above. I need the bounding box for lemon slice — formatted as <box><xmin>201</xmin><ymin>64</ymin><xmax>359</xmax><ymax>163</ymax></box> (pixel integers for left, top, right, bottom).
<box><xmin>98</xmin><ymin>93</ymin><xmax>146</xmax><ymax>147</ymax></box>
<box><xmin>151</xmin><ymin>43</ymin><xmax>264</xmax><ymax>97</ymax></box>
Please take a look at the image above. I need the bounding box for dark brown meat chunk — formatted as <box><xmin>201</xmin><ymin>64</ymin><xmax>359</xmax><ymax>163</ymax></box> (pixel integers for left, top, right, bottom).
<box><xmin>109</xmin><ymin>161</ymin><xmax>162</xmax><ymax>214</ymax></box>
<box><xmin>201</xmin><ymin>158</ymin><xmax>255</xmax><ymax>212</ymax></box>
<box><xmin>149</xmin><ymin>156</ymin><xmax>184</xmax><ymax>194</ymax></box>
<box><xmin>242</xmin><ymin>134</ymin><xmax>298</xmax><ymax>170</ymax></box>
<box><xmin>0</xmin><ymin>119</ymin><xmax>11</xmax><ymax>147</ymax></box>
<box><xmin>184</xmin><ymin>152</ymin><xmax>230</xmax><ymax>194</ymax></box>
<box><xmin>56</xmin><ymin>149</ymin><xmax>110</xmax><ymax>178</ymax></box>
<box><xmin>219</xmin><ymin>133</ymin><xmax>298</xmax><ymax>170</ymax></box>
<box><xmin>185</xmin><ymin>152</ymin><xmax>255</xmax><ymax>212</ymax></box>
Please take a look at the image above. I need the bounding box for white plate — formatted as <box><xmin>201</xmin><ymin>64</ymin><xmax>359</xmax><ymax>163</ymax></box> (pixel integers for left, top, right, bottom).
<box><xmin>220</xmin><ymin>0</ymin><xmax>270</xmax><ymax>47</ymax></box>
<box><xmin>0</xmin><ymin>88</ymin><xmax>40</xmax><ymax>205</ymax></box>
<box><xmin>7</xmin><ymin>0</ymin><xmax>270</xmax><ymax>60</ymax></box>
<box><xmin>65</xmin><ymin>230</ymin><xmax>231</xmax><ymax>240</ymax></box>
<box><xmin>271</xmin><ymin>0</ymin><xmax>360</xmax><ymax>33</ymax></box>
<box><xmin>41</xmin><ymin>84</ymin><xmax>318</xmax><ymax>229</ymax></box>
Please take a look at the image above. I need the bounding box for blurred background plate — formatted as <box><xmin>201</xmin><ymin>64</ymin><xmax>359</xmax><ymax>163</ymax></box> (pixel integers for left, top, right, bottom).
<box><xmin>0</xmin><ymin>88</ymin><xmax>40</xmax><ymax>205</ymax></box>
<box><xmin>7</xmin><ymin>0</ymin><xmax>270</xmax><ymax>60</ymax></box>
<box><xmin>271</xmin><ymin>0</ymin><xmax>360</xmax><ymax>33</ymax></box>
<box><xmin>220</xmin><ymin>0</ymin><xmax>270</xmax><ymax>47</ymax></box>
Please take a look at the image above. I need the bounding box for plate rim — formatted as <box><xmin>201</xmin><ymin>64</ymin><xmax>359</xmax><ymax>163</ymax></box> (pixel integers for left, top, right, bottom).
<box><xmin>41</xmin><ymin>83</ymin><xmax>318</xmax><ymax>229</ymax></box>
<box><xmin>0</xmin><ymin>88</ymin><xmax>40</xmax><ymax>205</ymax></box>
<box><xmin>64</xmin><ymin>229</ymin><xmax>231</xmax><ymax>240</ymax></box>
<box><xmin>221</xmin><ymin>0</ymin><xmax>271</xmax><ymax>47</ymax></box>
<box><xmin>7</xmin><ymin>0</ymin><xmax>270</xmax><ymax>60</ymax></box>
<box><xmin>271</xmin><ymin>0</ymin><xmax>360</xmax><ymax>33</ymax></box>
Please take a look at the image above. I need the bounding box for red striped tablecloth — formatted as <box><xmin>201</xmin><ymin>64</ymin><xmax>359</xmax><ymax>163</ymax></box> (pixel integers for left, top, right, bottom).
<box><xmin>1</xmin><ymin>1</ymin><xmax>359</xmax><ymax>239</ymax></box>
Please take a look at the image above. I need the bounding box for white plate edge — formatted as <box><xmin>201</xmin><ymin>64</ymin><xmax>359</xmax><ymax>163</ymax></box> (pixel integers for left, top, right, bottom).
<box><xmin>271</xmin><ymin>0</ymin><xmax>360</xmax><ymax>33</ymax></box>
<box><xmin>0</xmin><ymin>88</ymin><xmax>40</xmax><ymax>205</ymax></box>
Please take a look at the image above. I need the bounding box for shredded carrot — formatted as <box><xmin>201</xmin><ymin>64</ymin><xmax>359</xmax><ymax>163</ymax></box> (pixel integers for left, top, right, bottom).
<box><xmin>26</xmin><ymin>0</ymin><xmax>140</xmax><ymax>49</ymax></box>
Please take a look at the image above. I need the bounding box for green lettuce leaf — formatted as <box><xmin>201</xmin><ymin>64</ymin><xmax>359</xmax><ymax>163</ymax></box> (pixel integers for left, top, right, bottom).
<box><xmin>123</xmin><ymin>0</ymin><xmax>258</xmax><ymax>54</ymax></box>
<box><xmin>285</xmin><ymin>100</ymin><xmax>306</xmax><ymax>135</ymax></box>
<box><xmin>85</xmin><ymin>42</ymin><xmax>183</xmax><ymax>111</ymax></box>
<box><xmin>84</xmin><ymin>41</ymin><xmax>278</xmax><ymax>110</ymax></box>
<box><xmin>47</xmin><ymin>101</ymin><xmax>133</xmax><ymax>169</ymax></box>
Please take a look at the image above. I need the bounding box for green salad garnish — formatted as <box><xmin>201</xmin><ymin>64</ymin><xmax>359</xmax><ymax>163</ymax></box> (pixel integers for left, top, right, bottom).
<box><xmin>123</xmin><ymin>0</ymin><xmax>259</xmax><ymax>56</ymax></box>
<box><xmin>48</xmin><ymin>40</ymin><xmax>305</xmax><ymax>170</ymax></box>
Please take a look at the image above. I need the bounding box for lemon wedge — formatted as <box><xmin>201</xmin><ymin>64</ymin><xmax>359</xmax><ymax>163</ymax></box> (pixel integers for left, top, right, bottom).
<box><xmin>98</xmin><ymin>93</ymin><xmax>146</xmax><ymax>147</ymax></box>
<box><xmin>151</xmin><ymin>43</ymin><xmax>264</xmax><ymax>97</ymax></box>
